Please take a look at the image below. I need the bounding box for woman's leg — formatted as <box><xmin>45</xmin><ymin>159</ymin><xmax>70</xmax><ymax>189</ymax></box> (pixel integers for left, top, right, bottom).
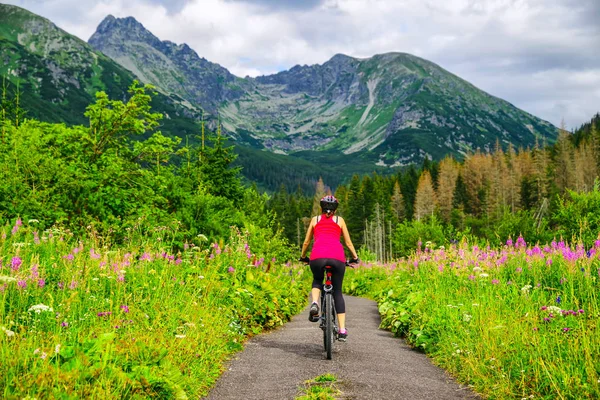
<box><xmin>309</xmin><ymin>259</ymin><xmax>326</xmax><ymax>308</ymax></box>
<box><xmin>330</xmin><ymin>260</ymin><xmax>346</xmax><ymax>331</ymax></box>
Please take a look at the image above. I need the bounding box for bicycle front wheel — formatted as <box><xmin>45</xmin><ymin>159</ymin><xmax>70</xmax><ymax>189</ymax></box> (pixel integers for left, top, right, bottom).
<box><xmin>324</xmin><ymin>293</ymin><xmax>334</xmax><ymax>360</ymax></box>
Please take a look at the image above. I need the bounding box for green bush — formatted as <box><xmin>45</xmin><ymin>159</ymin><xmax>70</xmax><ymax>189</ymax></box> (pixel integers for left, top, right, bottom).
<box><xmin>552</xmin><ymin>185</ymin><xmax>600</xmax><ymax>247</ymax></box>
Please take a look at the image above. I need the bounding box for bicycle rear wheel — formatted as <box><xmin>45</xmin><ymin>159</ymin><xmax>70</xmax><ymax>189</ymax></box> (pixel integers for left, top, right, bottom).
<box><xmin>324</xmin><ymin>293</ymin><xmax>334</xmax><ymax>360</ymax></box>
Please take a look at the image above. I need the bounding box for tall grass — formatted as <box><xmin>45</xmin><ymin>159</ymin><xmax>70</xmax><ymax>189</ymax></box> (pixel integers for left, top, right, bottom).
<box><xmin>346</xmin><ymin>238</ymin><xmax>600</xmax><ymax>399</ymax></box>
<box><xmin>0</xmin><ymin>219</ymin><xmax>309</xmax><ymax>398</ymax></box>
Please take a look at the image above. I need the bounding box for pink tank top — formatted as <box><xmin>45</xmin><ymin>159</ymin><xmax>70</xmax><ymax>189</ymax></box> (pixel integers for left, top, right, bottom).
<box><xmin>310</xmin><ymin>215</ymin><xmax>345</xmax><ymax>262</ymax></box>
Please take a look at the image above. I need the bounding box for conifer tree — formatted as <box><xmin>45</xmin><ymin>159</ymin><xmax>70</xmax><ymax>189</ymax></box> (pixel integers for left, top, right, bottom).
<box><xmin>414</xmin><ymin>170</ymin><xmax>435</xmax><ymax>220</ymax></box>
<box><xmin>437</xmin><ymin>157</ymin><xmax>459</xmax><ymax>222</ymax></box>
<box><xmin>390</xmin><ymin>180</ymin><xmax>406</xmax><ymax>222</ymax></box>
<box><xmin>554</xmin><ymin>123</ymin><xmax>575</xmax><ymax>193</ymax></box>
<box><xmin>311</xmin><ymin>177</ymin><xmax>327</xmax><ymax>217</ymax></box>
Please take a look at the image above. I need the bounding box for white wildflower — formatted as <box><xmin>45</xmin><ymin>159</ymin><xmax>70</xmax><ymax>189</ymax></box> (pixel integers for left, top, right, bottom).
<box><xmin>478</xmin><ymin>273</ymin><xmax>489</xmax><ymax>278</ymax></box>
<box><xmin>456</xmin><ymin>349</ymin><xmax>461</xmax><ymax>354</ymax></box>
<box><xmin>547</xmin><ymin>306</ymin><xmax>562</xmax><ymax>314</ymax></box>
<box><xmin>472</xmin><ymin>267</ymin><xmax>483</xmax><ymax>273</ymax></box>
<box><xmin>28</xmin><ymin>219</ymin><xmax>39</xmax><ymax>223</ymax></box>
<box><xmin>197</xmin><ymin>234</ymin><xmax>208</xmax><ymax>241</ymax></box>
<box><xmin>28</xmin><ymin>304</ymin><xmax>54</xmax><ymax>313</ymax></box>
<box><xmin>463</xmin><ymin>314</ymin><xmax>472</xmax><ymax>322</ymax></box>
<box><xmin>472</xmin><ymin>303</ymin><xmax>479</xmax><ymax>307</ymax></box>
<box><xmin>55</xmin><ymin>344</ymin><xmax>61</xmax><ymax>354</ymax></box>
<box><xmin>175</xmin><ymin>334</ymin><xmax>186</xmax><ymax>339</ymax></box>
<box><xmin>2</xmin><ymin>327</ymin><xmax>15</xmax><ymax>337</ymax></box>
<box><xmin>520</xmin><ymin>285</ymin><xmax>532</xmax><ymax>294</ymax></box>
<box><xmin>0</xmin><ymin>276</ymin><xmax>17</xmax><ymax>283</ymax></box>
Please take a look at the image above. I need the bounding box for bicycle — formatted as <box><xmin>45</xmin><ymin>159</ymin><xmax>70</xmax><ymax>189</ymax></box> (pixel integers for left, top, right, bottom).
<box><xmin>320</xmin><ymin>263</ymin><xmax>337</xmax><ymax>360</ymax></box>
<box><xmin>300</xmin><ymin>258</ymin><xmax>358</xmax><ymax>360</ymax></box>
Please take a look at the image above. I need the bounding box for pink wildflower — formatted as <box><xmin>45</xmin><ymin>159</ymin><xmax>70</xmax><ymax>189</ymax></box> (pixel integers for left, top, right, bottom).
<box><xmin>11</xmin><ymin>257</ymin><xmax>22</xmax><ymax>272</ymax></box>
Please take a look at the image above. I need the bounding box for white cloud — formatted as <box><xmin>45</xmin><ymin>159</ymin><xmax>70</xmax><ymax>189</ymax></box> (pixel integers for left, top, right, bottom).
<box><xmin>3</xmin><ymin>0</ymin><xmax>599</xmax><ymax>128</ymax></box>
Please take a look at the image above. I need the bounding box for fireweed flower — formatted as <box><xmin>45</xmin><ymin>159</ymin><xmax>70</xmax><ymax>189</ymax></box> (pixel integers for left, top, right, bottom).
<box><xmin>120</xmin><ymin>305</ymin><xmax>129</xmax><ymax>313</ymax></box>
<box><xmin>228</xmin><ymin>266</ymin><xmax>235</xmax><ymax>273</ymax></box>
<box><xmin>17</xmin><ymin>280</ymin><xmax>26</xmax><ymax>289</ymax></box>
<box><xmin>11</xmin><ymin>257</ymin><xmax>22</xmax><ymax>272</ymax></box>
<box><xmin>38</xmin><ymin>279</ymin><xmax>45</xmax><ymax>288</ymax></box>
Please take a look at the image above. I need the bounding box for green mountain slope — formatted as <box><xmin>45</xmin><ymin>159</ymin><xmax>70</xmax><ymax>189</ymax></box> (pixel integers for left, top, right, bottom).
<box><xmin>87</xmin><ymin>16</ymin><xmax>558</xmax><ymax>168</ymax></box>
<box><xmin>0</xmin><ymin>4</ymin><xmax>202</xmax><ymax>137</ymax></box>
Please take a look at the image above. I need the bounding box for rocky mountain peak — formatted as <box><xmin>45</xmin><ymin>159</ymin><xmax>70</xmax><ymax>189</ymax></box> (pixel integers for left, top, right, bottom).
<box><xmin>89</xmin><ymin>15</ymin><xmax>162</xmax><ymax>49</ymax></box>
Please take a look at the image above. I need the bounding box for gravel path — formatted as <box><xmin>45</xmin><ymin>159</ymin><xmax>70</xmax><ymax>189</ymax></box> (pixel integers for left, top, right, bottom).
<box><xmin>205</xmin><ymin>296</ymin><xmax>478</xmax><ymax>399</ymax></box>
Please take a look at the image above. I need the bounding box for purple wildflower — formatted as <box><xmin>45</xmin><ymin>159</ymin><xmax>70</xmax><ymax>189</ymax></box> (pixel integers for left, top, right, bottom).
<box><xmin>491</xmin><ymin>279</ymin><xmax>499</xmax><ymax>284</ymax></box>
<box><xmin>61</xmin><ymin>321</ymin><xmax>68</xmax><ymax>327</ymax></box>
<box><xmin>11</xmin><ymin>257</ymin><xmax>22</xmax><ymax>272</ymax></box>
<box><xmin>228</xmin><ymin>266</ymin><xmax>235</xmax><ymax>273</ymax></box>
<box><xmin>11</xmin><ymin>218</ymin><xmax>22</xmax><ymax>235</ymax></box>
<box><xmin>38</xmin><ymin>279</ymin><xmax>45</xmax><ymax>288</ymax></box>
<box><xmin>468</xmin><ymin>275</ymin><xmax>475</xmax><ymax>281</ymax></box>
<box><xmin>68</xmin><ymin>280</ymin><xmax>78</xmax><ymax>290</ymax></box>
<box><xmin>556</xmin><ymin>296</ymin><xmax>561</xmax><ymax>304</ymax></box>
<box><xmin>562</xmin><ymin>327</ymin><xmax>570</xmax><ymax>332</ymax></box>
<box><xmin>120</xmin><ymin>305</ymin><xmax>130</xmax><ymax>313</ymax></box>
<box><xmin>17</xmin><ymin>280</ymin><xmax>27</xmax><ymax>289</ymax></box>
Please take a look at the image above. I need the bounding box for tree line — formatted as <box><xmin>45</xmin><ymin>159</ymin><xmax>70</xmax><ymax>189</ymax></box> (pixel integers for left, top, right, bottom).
<box><xmin>268</xmin><ymin>114</ymin><xmax>600</xmax><ymax>259</ymax></box>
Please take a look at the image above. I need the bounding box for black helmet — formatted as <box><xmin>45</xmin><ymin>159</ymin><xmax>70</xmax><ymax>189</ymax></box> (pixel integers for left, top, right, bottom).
<box><xmin>320</xmin><ymin>195</ymin><xmax>338</xmax><ymax>213</ymax></box>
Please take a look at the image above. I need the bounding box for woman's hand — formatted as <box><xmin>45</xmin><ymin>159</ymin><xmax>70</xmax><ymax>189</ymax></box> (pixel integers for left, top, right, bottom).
<box><xmin>299</xmin><ymin>256</ymin><xmax>310</xmax><ymax>264</ymax></box>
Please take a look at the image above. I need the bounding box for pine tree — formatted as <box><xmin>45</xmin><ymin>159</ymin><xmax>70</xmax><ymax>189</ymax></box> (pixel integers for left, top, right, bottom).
<box><xmin>390</xmin><ymin>180</ymin><xmax>405</xmax><ymax>222</ymax></box>
<box><xmin>311</xmin><ymin>177</ymin><xmax>328</xmax><ymax>216</ymax></box>
<box><xmin>436</xmin><ymin>156</ymin><xmax>459</xmax><ymax>223</ymax></box>
<box><xmin>200</xmin><ymin>123</ymin><xmax>243</xmax><ymax>202</ymax></box>
<box><xmin>554</xmin><ymin>123</ymin><xmax>575</xmax><ymax>193</ymax></box>
<box><xmin>414</xmin><ymin>170</ymin><xmax>435</xmax><ymax>221</ymax></box>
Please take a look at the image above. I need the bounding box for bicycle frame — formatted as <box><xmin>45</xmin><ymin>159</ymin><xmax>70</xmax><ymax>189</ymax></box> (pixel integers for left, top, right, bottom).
<box><xmin>320</xmin><ymin>265</ymin><xmax>338</xmax><ymax>360</ymax></box>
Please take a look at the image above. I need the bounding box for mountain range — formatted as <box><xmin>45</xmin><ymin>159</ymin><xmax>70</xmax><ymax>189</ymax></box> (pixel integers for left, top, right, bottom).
<box><xmin>0</xmin><ymin>4</ymin><xmax>558</xmax><ymax>191</ymax></box>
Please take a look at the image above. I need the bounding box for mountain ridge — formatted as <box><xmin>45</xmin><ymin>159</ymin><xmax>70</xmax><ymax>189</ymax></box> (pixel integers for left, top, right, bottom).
<box><xmin>86</xmin><ymin>14</ymin><xmax>556</xmax><ymax>166</ymax></box>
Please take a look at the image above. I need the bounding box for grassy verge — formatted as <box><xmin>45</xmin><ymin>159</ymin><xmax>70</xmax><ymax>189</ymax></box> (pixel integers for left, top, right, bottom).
<box><xmin>0</xmin><ymin>222</ymin><xmax>310</xmax><ymax>398</ymax></box>
<box><xmin>345</xmin><ymin>238</ymin><xmax>600</xmax><ymax>399</ymax></box>
<box><xmin>296</xmin><ymin>373</ymin><xmax>340</xmax><ymax>400</ymax></box>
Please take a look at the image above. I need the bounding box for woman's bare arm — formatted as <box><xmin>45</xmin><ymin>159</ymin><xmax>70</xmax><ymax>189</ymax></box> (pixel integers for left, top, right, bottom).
<box><xmin>300</xmin><ymin>217</ymin><xmax>316</xmax><ymax>258</ymax></box>
<box><xmin>338</xmin><ymin>217</ymin><xmax>358</xmax><ymax>259</ymax></box>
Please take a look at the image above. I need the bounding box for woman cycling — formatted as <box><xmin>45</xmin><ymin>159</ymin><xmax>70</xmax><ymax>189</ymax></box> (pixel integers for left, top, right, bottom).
<box><xmin>299</xmin><ymin>195</ymin><xmax>359</xmax><ymax>342</ymax></box>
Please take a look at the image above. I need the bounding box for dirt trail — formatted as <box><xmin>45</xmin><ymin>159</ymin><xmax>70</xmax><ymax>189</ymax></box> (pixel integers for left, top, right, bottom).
<box><xmin>205</xmin><ymin>296</ymin><xmax>478</xmax><ymax>399</ymax></box>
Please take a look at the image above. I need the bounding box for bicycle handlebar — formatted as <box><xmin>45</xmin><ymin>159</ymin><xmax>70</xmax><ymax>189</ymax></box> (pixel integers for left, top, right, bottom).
<box><xmin>299</xmin><ymin>256</ymin><xmax>359</xmax><ymax>266</ymax></box>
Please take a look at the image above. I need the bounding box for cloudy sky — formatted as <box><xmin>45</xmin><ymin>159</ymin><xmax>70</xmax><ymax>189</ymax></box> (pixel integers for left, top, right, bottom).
<box><xmin>4</xmin><ymin>0</ymin><xmax>600</xmax><ymax>129</ymax></box>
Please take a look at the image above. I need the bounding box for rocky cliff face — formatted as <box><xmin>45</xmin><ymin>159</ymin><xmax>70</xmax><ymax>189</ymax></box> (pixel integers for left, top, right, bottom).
<box><xmin>89</xmin><ymin>15</ymin><xmax>247</xmax><ymax>112</ymax></box>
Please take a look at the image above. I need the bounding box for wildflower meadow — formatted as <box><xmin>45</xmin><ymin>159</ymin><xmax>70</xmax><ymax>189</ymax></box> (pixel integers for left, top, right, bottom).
<box><xmin>345</xmin><ymin>237</ymin><xmax>600</xmax><ymax>399</ymax></box>
<box><xmin>0</xmin><ymin>220</ymin><xmax>309</xmax><ymax>398</ymax></box>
